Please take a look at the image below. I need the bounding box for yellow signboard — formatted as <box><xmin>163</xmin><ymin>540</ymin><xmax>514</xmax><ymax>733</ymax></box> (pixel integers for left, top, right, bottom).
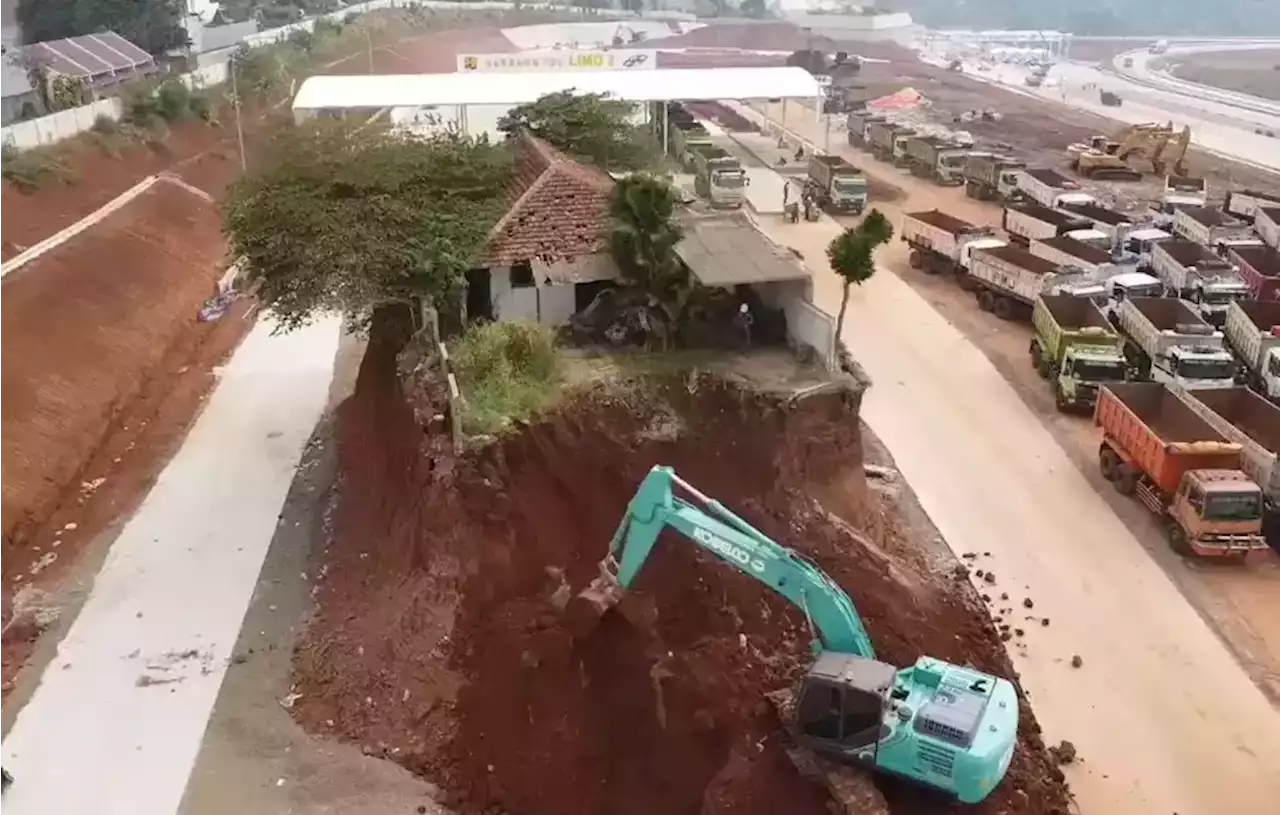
<box><xmin>456</xmin><ymin>50</ymin><xmax>657</xmax><ymax>73</ymax></box>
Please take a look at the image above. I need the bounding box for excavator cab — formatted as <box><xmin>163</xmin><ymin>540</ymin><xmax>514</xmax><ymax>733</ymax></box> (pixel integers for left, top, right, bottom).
<box><xmin>791</xmin><ymin>652</ymin><xmax>1019</xmax><ymax>804</ymax></box>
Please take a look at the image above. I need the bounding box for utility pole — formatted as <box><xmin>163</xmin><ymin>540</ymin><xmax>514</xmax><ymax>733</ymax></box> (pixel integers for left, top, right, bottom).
<box><xmin>366</xmin><ymin>26</ymin><xmax>374</xmax><ymax>74</ymax></box>
<box><xmin>230</xmin><ymin>56</ymin><xmax>247</xmax><ymax>171</ymax></box>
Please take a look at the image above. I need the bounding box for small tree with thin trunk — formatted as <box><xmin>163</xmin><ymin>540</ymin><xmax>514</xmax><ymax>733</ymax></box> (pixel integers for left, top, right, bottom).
<box><xmin>826</xmin><ymin>209</ymin><xmax>893</xmax><ymax>342</ymax></box>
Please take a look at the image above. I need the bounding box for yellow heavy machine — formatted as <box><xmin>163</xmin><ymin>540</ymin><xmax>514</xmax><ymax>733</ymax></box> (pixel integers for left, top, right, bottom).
<box><xmin>1066</xmin><ymin>122</ymin><xmax>1191</xmax><ymax>180</ymax></box>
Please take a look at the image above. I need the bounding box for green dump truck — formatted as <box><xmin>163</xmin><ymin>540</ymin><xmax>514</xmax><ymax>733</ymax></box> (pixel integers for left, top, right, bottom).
<box><xmin>1030</xmin><ymin>294</ymin><xmax>1128</xmax><ymax>412</ymax></box>
<box><xmin>689</xmin><ymin>144</ymin><xmax>746</xmax><ymax>208</ymax></box>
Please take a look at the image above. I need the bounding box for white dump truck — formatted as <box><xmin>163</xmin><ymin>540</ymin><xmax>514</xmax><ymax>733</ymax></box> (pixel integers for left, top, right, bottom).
<box><xmin>1223</xmin><ymin>300</ymin><xmax>1280</xmax><ymax>400</ymax></box>
<box><xmin>806</xmin><ymin>155</ymin><xmax>868</xmax><ymax>213</ymax></box>
<box><xmin>1172</xmin><ymin>206</ymin><xmax>1256</xmax><ymax>252</ymax></box>
<box><xmin>900</xmin><ymin>209</ymin><xmax>1002</xmax><ymax>276</ymax></box>
<box><xmin>1114</xmin><ymin>297</ymin><xmax>1237</xmax><ymax>388</ymax></box>
<box><xmin>1056</xmin><ymin>202</ymin><xmax>1135</xmax><ymax>251</ymax></box>
<box><xmin>1223</xmin><ymin>189</ymin><xmax>1280</xmax><ymax>223</ymax></box>
<box><xmin>1030</xmin><ymin>235</ymin><xmax>1130</xmax><ymax>280</ymax></box>
<box><xmin>1149</xmin><ymin>240</ymin><xmax>1249</xmax><ymax>326</ymax></box>
<box><xmin>1120</xmin><ymin>226</ymin><xmax>1172</xmax><ymax>268</ymax></box>
<box><xmin>1003</xmin><ymin>202</ymin><xmax>1091</xmax><ymax>247</ymax></box>
<box><xmin>1256</xmin><ymin>207</ymin><xmax>1280</xmax><ymax>251</ymax></box>
<box><xmin>966</xmin><ymin>244</ymin><xmax>1104</xmax><ymax>320</ymax></box>
<box><xmin>1014</xmin><ymin>168</ymin><xmax>1096</xmax><ymax>209</ymax></box>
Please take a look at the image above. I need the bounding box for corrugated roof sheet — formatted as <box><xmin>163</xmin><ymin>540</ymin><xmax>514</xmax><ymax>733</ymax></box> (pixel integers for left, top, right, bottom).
<box><xmin>25</xmin><ymin>31</ymin><xmax>151</xmax><ymax>79</ymax></box>
<box><xmin>677</xmin><ymin>213</ymin><xmax>810</xmax><ymax>286</ymax></box>
<box><xmin>293</xmin><ymin>66</ymin><xmax>822</xmax><ymax>111</ymax></box>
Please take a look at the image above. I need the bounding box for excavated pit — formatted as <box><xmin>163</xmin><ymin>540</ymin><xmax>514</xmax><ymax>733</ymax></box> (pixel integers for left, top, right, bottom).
<box><xmin>292</xmin><ymin>332</ymin><xmax>1072</xmax><ymax>815</ymax></box>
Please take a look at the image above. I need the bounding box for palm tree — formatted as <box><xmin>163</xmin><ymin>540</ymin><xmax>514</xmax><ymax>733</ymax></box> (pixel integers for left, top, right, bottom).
<box><xmin>826</xmin><ymin>209</ymin><xmax>894</xmax><ymax>342</ymax></box>
<box><xmin>608</xmin><ymin>173</ymin><xmax>685</xmax><ymax>301</ymax></box>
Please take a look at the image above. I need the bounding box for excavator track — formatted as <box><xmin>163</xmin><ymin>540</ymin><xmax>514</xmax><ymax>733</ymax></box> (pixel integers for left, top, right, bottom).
<box><xmin>766</xmin><ymin>690</ymin><xmax>891</xmax><ymax>815</ymax></box>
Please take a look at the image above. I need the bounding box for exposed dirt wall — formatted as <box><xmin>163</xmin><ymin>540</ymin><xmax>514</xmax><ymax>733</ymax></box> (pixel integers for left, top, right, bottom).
<box><xmin>292</xmin><ymin>336</ymin><xmax>1071</xmax><ymax>815</ymax></box>
<box><xmin>1</xmin><ymin>180</ymin><xmax>227</xmax><ymax>549</ymax></box>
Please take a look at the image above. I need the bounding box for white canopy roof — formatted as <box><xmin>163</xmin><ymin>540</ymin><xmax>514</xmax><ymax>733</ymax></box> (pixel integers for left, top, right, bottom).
<box><xmin>292</xmin><ymin>66</ymin><xmax>821</xmax><ymax>111</ymax></box>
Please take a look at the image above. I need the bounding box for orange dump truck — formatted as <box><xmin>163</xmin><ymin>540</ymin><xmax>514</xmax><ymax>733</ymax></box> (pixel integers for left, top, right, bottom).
<box><xmin>1095</xmin><ymin>382</ymin><xmax>1268</xmax><ymax>557</ymax></box>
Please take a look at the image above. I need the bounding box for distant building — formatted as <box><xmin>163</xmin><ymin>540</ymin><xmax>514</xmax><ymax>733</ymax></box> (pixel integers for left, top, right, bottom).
<box><xmin>22</xmin><ymin>31</ymin><xmax>157</xmax><ymax>96</ymax></box>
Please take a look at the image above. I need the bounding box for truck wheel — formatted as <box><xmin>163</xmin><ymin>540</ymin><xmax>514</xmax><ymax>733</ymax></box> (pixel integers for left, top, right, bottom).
<box><xmin>1055</xmin><ymin>387</ymin><xmax>1070</xmax><ymax>413</ymax></box>
<box><xmin>977</xmin><ymin>290</ymin><xmax>995</xmax><ymax>312</ymax></box>
<box><xmin>909</xmin><ymin>250</ymin><xmax>922</xmax><ymax>269</ymax></box>
<box><xmin>993</xmin><ymin>297</ymin><xmax>1014</xmax><ymax>320</ymax></box>
<box><xmin>1099</xmin><ymin>447</ymin><xmax>1117</xmax><ymax>480</ymax></box>
<box><xmin>1165</xmin><ymin>521</ymin><xmax>1192</xmax><ymax>556</ymax></box>
<box><xmin>1029</xmin><ymin>340</ymin><xmax>1042</xmax><ymax>367</ymax></box>
<box><xmin>1112</xmin><ymin>464</ymin><xmax>1137</xmax><ymax>496</ymax></box>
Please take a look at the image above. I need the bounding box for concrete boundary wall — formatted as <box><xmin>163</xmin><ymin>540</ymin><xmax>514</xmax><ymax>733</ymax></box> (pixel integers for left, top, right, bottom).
<box><xmin>1</xmin><ymin>99</ymin><xmax>123</xmax><ymax>150</ymax></box>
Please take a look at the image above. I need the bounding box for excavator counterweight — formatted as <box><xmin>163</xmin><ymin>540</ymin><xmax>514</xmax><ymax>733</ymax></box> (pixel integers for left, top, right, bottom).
<box><xmin>569</xmin><ymin>466</ymin><xmax>1019</xmax><ymax>809</ymax></box>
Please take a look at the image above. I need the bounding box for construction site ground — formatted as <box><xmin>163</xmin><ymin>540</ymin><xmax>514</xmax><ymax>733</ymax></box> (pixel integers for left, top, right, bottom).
<box><xmin>1165</xmin><ymin>47</ymin><xmax>1280</xmax><ymax>103</ymax></box>
<box><xmin>290</xmin><ymin>336</ymin><xmax>1072</xmax><ymax>815</ymax></box>
<box><xmin>722</xmin><ymin>98</ymin><xmax>1280</xmax><ymax>814</ymax></box>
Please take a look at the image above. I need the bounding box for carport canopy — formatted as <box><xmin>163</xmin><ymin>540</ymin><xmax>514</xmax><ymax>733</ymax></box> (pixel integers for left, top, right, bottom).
<box><xmin>676</xmin><ymin>214</ymin><xmax>812</xmax><ymax>286</ymax></box>
<box><xmin>291</xmin><ymin>66</ymin><xmax>822</xmax><ymax>112</ymax></box>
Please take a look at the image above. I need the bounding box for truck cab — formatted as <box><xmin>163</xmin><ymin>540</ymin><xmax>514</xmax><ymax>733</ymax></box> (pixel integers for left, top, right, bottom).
<box><xmin>1190</xmin><ymin>278</ymin><xmax>1251</xmax><ymax>326</ymax></box>
<box><xmin>1064</xmin><ymin>228</ymin><xmax>1112</xmax><ymax>252</ymax></box>
<box><xmin>1123</xmin><ymin>227</ymin><xmax>1172</xmax><ymax>268</ymax></box>
<box><xmin>1168</xmin><ymin>471</ymin><xmax>1265</xmax><ymax>556</ymax></box>
<box><xmin>1058</xmin><ymin>342</ymin><xmax>1128</xmax><ymax>409</ymax></box>
<box><xmin>1266</xmin><ymin>347</ymin><xmax>1280</xmax><ymax>401</ymax></box>
<box><xmin>1107</xmin><ymin>272</ymin><xmax>1164</xmax><ymax>310</ymax></box>
<box><xmin>1163</xmin><ymin>345</ymin><xmax>1238</xmax><ymax>389</ymax></box>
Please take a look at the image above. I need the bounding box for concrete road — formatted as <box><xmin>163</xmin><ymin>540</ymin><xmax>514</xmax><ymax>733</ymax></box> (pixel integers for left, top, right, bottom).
<box><xmin>1</xmin><ymin>316</ymin><xmax>343</xmax><ymax>815</ymax></box>
<box><xmin>741</xmin><ymin>101</ymin><xmax>1280</xmax><ymax>815</ymax></box>
<box><xmin>1114</xmin><ymin>43</ymin><xmax>1280</xmax><ymax>117</ymax></box>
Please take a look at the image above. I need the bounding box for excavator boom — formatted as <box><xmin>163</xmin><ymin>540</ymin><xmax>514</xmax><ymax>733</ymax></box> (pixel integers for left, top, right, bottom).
<box><xmin>601</xmin><ymin>466</ymin><xmax>876</xmax><ymax>657</ymax></box>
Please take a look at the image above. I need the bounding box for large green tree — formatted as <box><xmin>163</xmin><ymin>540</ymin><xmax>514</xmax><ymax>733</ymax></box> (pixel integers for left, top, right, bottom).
<box><xmin>497</xmin><ymin>91</ymin><xmax>653</xmax><ymax>170</ymax></box>
<box><xmin>17</xmin><ymin>0</ymin><xmax>188</xmax><ymax>54</ymax></box>
<box><xmin>223</xmin><ymin>120</ymin><xmax>512</xmax><ymax>332</ymax></box>
<box><xmin>826</xmin><ymin>209</ymin><xmax>893</xmax><ymax>344</ymax></box>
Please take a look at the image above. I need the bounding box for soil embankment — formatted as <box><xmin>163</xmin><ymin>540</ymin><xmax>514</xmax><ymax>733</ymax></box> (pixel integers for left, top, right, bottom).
<box><xmin>292</xmin><ymin>333</ymin><xmax>1072</xmax><ymax>815</ymax></box>
<box><xmin>1</xmin><ymin>179</ymin><xmax>226</xmax><ymax>542</ymax></box>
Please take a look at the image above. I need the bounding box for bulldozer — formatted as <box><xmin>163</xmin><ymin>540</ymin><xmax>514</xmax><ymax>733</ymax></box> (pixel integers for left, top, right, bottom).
<box><xmin>569</xmin><ymin>466</ymin><xmax>1020</xmax><ymax>813</ymax></box>
<box><xmin>1066</xmin><ymin>122</ymin><xmax>1190</xmax><ymax>180</ymax></box>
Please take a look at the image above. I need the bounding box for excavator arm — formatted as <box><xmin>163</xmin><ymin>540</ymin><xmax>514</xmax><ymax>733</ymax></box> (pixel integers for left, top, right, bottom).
<box><xmin>595</xmin><ymin>465</ymin><xmax>877</xmax><ymax>659</ymax></box>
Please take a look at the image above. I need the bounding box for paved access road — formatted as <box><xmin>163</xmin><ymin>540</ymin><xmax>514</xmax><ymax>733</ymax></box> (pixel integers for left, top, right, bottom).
<box><xmin>738</xmin><ymin>102</ymin><xmax>1280</xmax><ymax>815</ymax></box>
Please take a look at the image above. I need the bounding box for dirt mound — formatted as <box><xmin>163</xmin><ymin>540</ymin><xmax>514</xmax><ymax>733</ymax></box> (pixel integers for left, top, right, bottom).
<box><xmin>1</xmin><ymin>178</ymin><xmax>228</xmax><ymax>550</ymax></box>
<box><xmin>0</xmin><ymin>120</ymin><xmax>232</xmax><ymax>262</ymax></box>
<box><xmin>293</xmin><ymin>334</ymin><xmax>1071</xmax><ymax>815</ymax></box>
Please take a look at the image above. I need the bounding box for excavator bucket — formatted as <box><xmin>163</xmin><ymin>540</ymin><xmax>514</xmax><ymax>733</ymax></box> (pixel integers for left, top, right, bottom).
<box><xmin>557</xmin><ymin>557</ymin><xmax>657</xmax><ymax>640</ymax></box>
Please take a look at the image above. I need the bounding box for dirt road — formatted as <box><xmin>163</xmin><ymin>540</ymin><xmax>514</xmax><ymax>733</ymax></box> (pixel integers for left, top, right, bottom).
<box><xmin>745</xmin><ymin>108</ymin><xmax>1280</xmax><ymax>815</ymax></box>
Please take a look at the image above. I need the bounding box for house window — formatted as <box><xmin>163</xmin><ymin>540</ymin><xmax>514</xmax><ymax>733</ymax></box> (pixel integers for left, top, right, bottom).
<box><xmin>510</xmin><ymin>262</ymin><xmax>534</xmax><ymax>288</ymax></box>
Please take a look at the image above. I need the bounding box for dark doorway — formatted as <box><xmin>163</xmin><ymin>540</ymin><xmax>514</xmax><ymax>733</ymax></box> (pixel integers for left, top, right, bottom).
<box><xmin>575</xmin><ymin>280</ymin><xmax>617</xmax><ymax>312</ymax></box>
<box><xmin>466</xmin><ymin>268</ymin><xmax>492</xmax><ymax>322</ymax></box>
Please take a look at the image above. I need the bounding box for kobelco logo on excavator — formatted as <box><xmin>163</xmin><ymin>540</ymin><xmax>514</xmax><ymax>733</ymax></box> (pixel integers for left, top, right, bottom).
<box><xmin>693</xmin><ymin>528</ymin><xmax>766</xmax><ymax>574</ymax></box>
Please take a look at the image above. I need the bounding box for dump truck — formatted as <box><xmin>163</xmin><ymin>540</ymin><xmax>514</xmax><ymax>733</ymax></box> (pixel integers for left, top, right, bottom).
<box><xmin>1223</xmin><ymin>300</ymin><xmax>1280</xmax><ymax>400</ymax></box>
<box><xmin>1172</xmin><ymin>386</ymin><xmax>1280</xmax><ymax>550</ymax></box>
<box><xmin>967</xmin><ymin>244</ymin><xmax>1105</xmax><ymax>319</ymax></box>
<box><xmin>1120</xmin><ymin>226</ymin><xmax>1172</xmax><ymax>267</ymax></box>
<box><xmin>903</xmin><ymin>135</ymin><xmax>970</xmax><ymax>185</ymax></box>
<box><xmin>1149</xmin><ymin>240</ymin><xmax>1248</xmax><ymax>325</ymax></box>
<box><xmin>1056</xmin><ymin>202</ymin><xmax>1135</xmax><ymax>251</ymax></box>
<box><xmin>1029</xmin><ymin>294</ymin><xmax>1128</xmax><ymax>411</ymax></box>
<box><xmin>1030</xmin><ymin>235</ymin><xmax>1129</xmax><ymax>280</ymax></box>
<box><xmin>962</xmin><ymin>153</ymin><xmax>1025</xmax><ymax>201</ymax></box>
<box><xmin>688</xmin><ymin>145</ymin><xmax>746</xmax><ymax>208</ymax></box>
<box><xmin>1003</xmin><ymin>203</ymin><xmax>1091</xmax><ymax>247</ymax></box>
<box><xmin>806</xmin><ymin>155</ymin><xmax>867</xmax><ymax>214</ymax></box>
<box><xmin>1228</xmin><ymin>245</ymin><xmax>1280</xmax><ymax>301</ymax></box>
<box><xmin>866</xmin><ymin>121</ymin><xmax>914</xmax><ymax>163</ymax></box>
<box><xmin>1257</xmin><ymin>207</ymin><xmax>1280</xmax><ymax>250</ymax></box>
<box><xmin>1172</xmin><ymin>206</ymin><xmax>1255</xmax><ymax>252</ymax></box>
<box><xmin>1223</xmin><ymin>189</ymin><xmax>1280</xmax><ymax>223</ymax></box>
<box><xmin>1013</xmin><ymin>168</ymin><xmax>1095</xmax><ymax>209</ymax></box>
<box><xmin>1113</xmin><ymin>297</ymin><xmax>1237</xmax><ymax>388</ymax></box>
<box><xmin>1096</xmin><ymin>383</ymin><xmax>1267</xmax><ymax>557</ymax></box>
<box><xmin>845</xmin><ymin>110</ymin><xmax>885</xmax><ymax>148</ymax></box>
<box><xmin>900</xmin><ymin>209</ymin><xmax>1001</xmax><ymax>277</ymax></box>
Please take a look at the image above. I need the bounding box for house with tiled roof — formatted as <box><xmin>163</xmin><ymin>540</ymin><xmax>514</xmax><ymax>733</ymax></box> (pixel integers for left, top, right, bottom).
<box><xmin>466</xmin><ymin>133</ymin><xmax>622</xmax><ymax>327</ymax></box>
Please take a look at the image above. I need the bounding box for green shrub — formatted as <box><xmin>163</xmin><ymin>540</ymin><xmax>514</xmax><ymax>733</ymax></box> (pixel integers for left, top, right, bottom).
<box><xmin>188</xmin><ymin>91</ymin><xmax>212</xmax><ymax>121</ymax></box>
<box><xmin>156</xmin><ymin>81</ymin><xmax>192</xmax><ymax>122</ymax></box>
<box><xmin>2</xmin><ymin>145</ymin><xmax>79</xmax><ymax>191</ymax></box>
<box><xmin>451</xmin><ymin>321</ymin><xmax>561</xmax><ymax>435</ymax></box>
<box><xmin>91</xmin><ymin>114</ymin><xmax>119</xmax><ymax>134</ymax></box>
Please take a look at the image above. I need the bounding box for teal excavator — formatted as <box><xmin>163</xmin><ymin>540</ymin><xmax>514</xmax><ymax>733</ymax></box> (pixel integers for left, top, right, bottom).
<box><xmin>574</xmin><ymin>466</ymin><xmax>1019</xmax><ymax>807</ymax></box>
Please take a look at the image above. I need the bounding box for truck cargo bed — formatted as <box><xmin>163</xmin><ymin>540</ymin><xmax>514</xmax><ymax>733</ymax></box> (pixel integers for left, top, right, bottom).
<box><xmin>1106</xmin><ymin>382</ymin><xmax>1231</xmax><ymax>443</ymax></box>
<box><xmin>1177</xmin><ymin>388</ymin><xmax>1280</xmax><ymax>503</ymax></box>
<box><xmin>1040</xmin><ymin>294</ymin><xmax>1112</xmax><ymax>330</ymax></box>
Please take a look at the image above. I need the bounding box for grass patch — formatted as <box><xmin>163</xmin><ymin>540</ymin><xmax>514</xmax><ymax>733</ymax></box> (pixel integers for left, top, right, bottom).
<box><xmin>451</xmin><ymin>320</ymin><xmax>562</xmax><ymax>436</ymax></box>
<box><xmin>1</xmin><ymin>144</ymin><xmax>80</xmax><ymax>191</ymax></box>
